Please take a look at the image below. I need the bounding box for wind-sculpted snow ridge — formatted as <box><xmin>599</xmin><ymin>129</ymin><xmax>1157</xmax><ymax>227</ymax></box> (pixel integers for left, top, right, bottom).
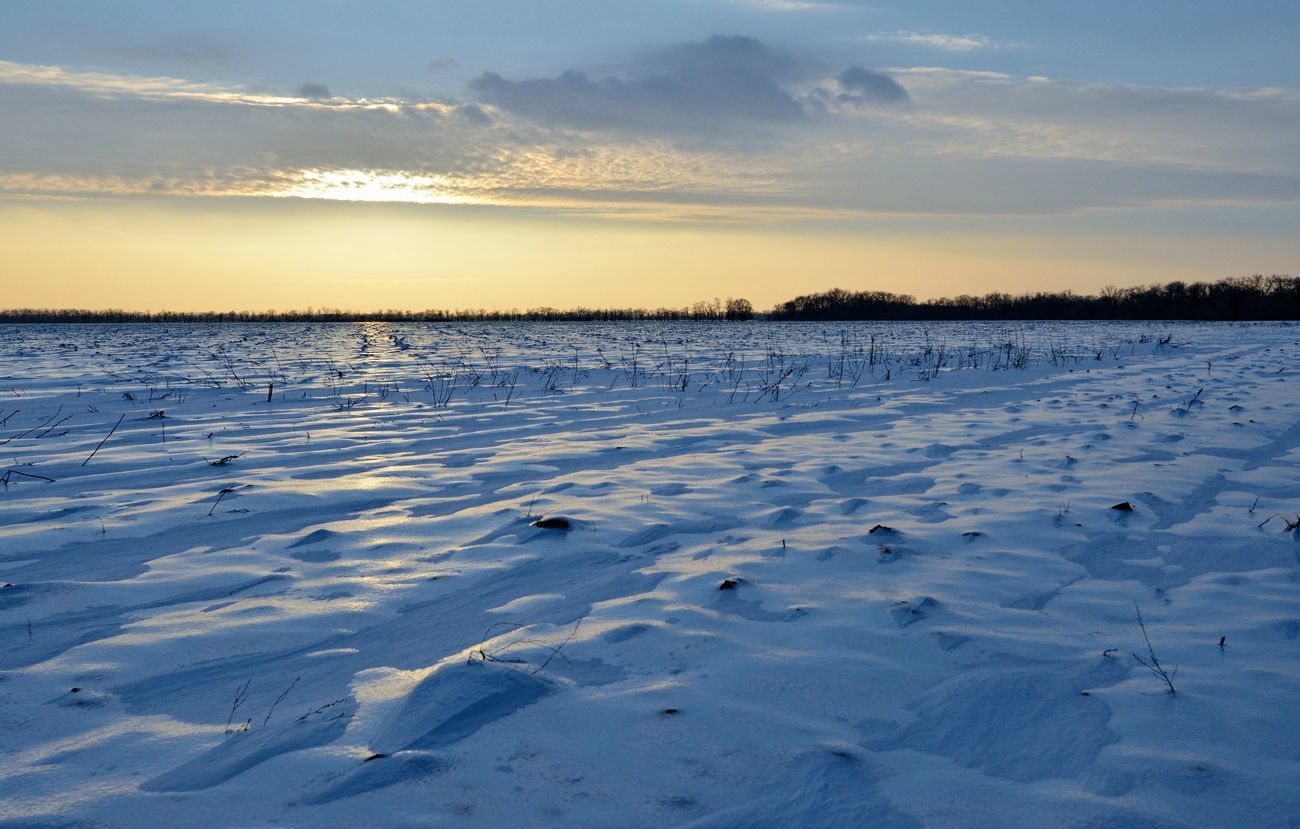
<box><xmin>0</xmin><ymin>321</ymin><xmax>1297</xmax><ymax>826</ymax></box>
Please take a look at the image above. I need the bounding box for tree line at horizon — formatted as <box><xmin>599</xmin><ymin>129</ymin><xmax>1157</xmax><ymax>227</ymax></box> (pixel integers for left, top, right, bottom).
<box><xmin>768</xmin><ymin>274</ymin><xmax>1300</xmax><ymax>321</ymax></box>
<box><xmin>0</xmin><ymin>298</ymin><xmax>756</xmax><ymax>324</ymax></box>
<box><xmin>1</xmin><ymin>275</ymin><xmax>1295</xmax><ymax>323</ymax></box>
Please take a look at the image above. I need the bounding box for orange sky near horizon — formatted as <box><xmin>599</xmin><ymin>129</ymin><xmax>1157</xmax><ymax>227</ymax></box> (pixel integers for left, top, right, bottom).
<box><xmin>2</xmin><ymin>197</ymin><xmax>1294</xmax><ymax>312</ymax></box>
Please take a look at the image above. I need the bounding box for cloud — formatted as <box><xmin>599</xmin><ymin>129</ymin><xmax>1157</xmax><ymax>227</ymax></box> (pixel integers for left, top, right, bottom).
<box><xmin>0</xmin><ymin>65</ymin><xmax>782</xmax><ymax>215</ymax></box>
<box><xmin>0</xmin><ymin>53</ymin><xmax>1296</xmax><ymax>222</ymax></box>
<box><xmin>864</xmin><ymin>32</ymin><xmax>1001</xmax><ymax>52</ymax></box>
<box><xmin>0</xmin><ymin>59</ymin><xmax>460</xmax><ymax>113</ymax></box>
<box><xmin>456</xmin><ymin>103</ymin><xmax>493</xmax><ymax>125</ymax></box>
<box><xmin>469</xmin><ymin>35</ymin><xmax>908</xmax><ymax>137</ymax></box>
<box><xmin>879</xmin><ymin>68</ymin><xmax>1300</xmax><ymax>175</ymax></box>
<box><xmin>470</xmin><ymin>35</ymin><xmax>815</xmax><ymax>135</ymax></box>
<box><xmin>835</xmin><ymin>66</ymin><xmax>911</xmax><ymax>106</ymax></box>
<box><xmin>799</xmin><ymin>152</ymin><xmax>1300</xmax><ymax>217</ymax></box>
<box><xmin>0</xmin><ymin>58</ymin><xmax>294</xmax><ymax>106</ymax></box>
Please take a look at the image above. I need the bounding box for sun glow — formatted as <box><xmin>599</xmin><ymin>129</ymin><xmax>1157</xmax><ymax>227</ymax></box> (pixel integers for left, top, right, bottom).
<box><xmin>280</xmin><ymin>169</ymin><xmax>483</xmax><ymax>206</ymax></box>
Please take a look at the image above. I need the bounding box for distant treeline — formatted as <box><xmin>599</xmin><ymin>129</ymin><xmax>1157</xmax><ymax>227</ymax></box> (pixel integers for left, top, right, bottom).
<box><xmin>769</xmin><ymin>275</ymin><xmax>1300</xmax><ymax>321</ymax></box>
<box><xmin>1</xmin><ymin>276</ymin><xmax>1296</xmax><ymax>323</ymax></box>
<box><xmin>0</xmin><ymin>298</ymin><xmax>756</xmax><ymax>324</ymax></box>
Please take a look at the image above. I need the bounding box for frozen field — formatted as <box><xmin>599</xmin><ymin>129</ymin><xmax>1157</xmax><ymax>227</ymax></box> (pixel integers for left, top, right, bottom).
<box><xmin>0</xmin><ymin>321</ymin><xmax>1297</xmax><ymax>828</ymax></box>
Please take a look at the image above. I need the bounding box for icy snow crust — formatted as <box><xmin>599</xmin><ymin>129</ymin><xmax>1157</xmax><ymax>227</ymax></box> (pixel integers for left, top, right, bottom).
<box><xmin>0</xmin><ymin>321</ymin><xmax>1297</xmax><ymax>827</ymax></box>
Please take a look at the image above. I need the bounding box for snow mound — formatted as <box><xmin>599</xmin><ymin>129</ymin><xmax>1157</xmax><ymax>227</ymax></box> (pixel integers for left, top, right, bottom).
<box><xmin>143</xmin><ymin>702</ymin><xmax>354</xmax><ymax>792</ymax></box>
<box><xmin>684</xmin><ymin>749</ymin><xmax>919</xmax><ymax>829</ymax></box>
<box><xmin>303</xmin><ymin>660</ymin><xmax>553</xmax><ymax>803</ymax></box>
<box><xmin>864</xmin><ymin>659</ymin><xmax>1128</xmax><ymax>783</ymax></box>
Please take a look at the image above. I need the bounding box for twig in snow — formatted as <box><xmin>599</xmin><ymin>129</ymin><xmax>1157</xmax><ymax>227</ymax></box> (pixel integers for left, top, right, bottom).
<box><xmin>296</xmin><ymin>697</ymin><xmax>349</xmax><ymax>723</ymax></box>
<box><xmin>1</xmin><ymin>469</ymin><xmax>55</xmax><ymax>485</ymax></box>
<box><xmin>1132</xmin><ymin>603</ymin><xmax>1178</xmax><ymax>695</ymax></box>
<box><xmin>224</xmin><ymin>678</ymin><xmax>252</xmax><ymax>735</ymax></box>
<box><xmin>208</xmin><ymin>484</ymin><xmax>249</xmax><ymax>516</ymax></box>
<box><xmin>531</xmin><ymin>619</ymin><xmax>582</xmax><ymax>676</ymax></box>
<box><xmin>81</xmin><ymin>414</ymin><xmax>125</xmax><ymax>467</ymax></box>
<box><xmin>263</xmin><ymin>676</ymin><xmax>301</xmax><ymax>729</ymax></box>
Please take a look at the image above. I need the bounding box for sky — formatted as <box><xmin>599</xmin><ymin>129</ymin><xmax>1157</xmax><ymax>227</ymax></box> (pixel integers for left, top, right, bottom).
<box><xmin>1</xmin><ymin>1</ymin><xmax>1297</xmax><ymax>311</ymax></box>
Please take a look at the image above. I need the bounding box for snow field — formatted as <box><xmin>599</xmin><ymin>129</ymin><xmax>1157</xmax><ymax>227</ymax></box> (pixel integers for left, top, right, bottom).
<box><xmin>0</xmin><ymin>321</ymin><xmax>1297</xmax><ymax>827</ymax></box>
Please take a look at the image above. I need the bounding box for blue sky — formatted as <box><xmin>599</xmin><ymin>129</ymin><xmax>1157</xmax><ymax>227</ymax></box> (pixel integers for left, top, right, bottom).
<box><xmin>0</xmin><ymin>1</ymin><xmax>1296</xmax><ymax>308</ymax></box>
<box><xmin>6</xmin><ymin>1</ymin><xmax>1297</xmax><ymax>91</ymax></box>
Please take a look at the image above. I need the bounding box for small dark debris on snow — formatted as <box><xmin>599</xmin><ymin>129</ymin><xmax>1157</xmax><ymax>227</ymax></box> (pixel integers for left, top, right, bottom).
<box><xmin>660</xmin><ymin>708</ymin><xmax>680</xmax><ymax>717</ymax></box>
<box><xmin>869</xmin><ymin>524</ymin><xmax>896</xmax><ymax>535</ymax></box>
<box><xmin>531</xmin><ymin>517</ymin><xmax>571</xmax><ymax>530</ymax></box>
<box><xmin>364</xmin><ymin>753</ymin><xmax>388</xmax><ymax>763</ymax></box>
<box><xmin>1111</xmin><ymin>502</ymin><xmax>1135</xmax><ymax>512</ymax></box>
<box><xmin>718</xmin><ymin>578</ymin><xmax>739</xmax><ymax>591</ymax></box>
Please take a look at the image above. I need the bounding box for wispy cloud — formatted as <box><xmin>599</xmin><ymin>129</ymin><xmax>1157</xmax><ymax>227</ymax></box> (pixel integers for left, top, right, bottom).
<box><xmin>864</xmin><ymin>31</ymin><xmax>1002</xmax><ymax>52</ymax></box>
<box><xmin>0</xmin><ymin>59</ymin><xmax>456</xmax><ymax>113</ymax></box>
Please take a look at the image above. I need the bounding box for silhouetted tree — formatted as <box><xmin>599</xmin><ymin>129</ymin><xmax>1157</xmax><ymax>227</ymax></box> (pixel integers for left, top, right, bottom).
<box><xmin>725</xmin><ymin>298</ymin><xmax>754</xmax><ymax>320</ymax></box>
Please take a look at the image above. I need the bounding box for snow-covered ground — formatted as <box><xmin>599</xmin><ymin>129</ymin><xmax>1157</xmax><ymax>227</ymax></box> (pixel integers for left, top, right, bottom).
<box><xmin>1</xmin><ymin>321</ymin><xmax>1297</xmax><ymax>828</ymax></box>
